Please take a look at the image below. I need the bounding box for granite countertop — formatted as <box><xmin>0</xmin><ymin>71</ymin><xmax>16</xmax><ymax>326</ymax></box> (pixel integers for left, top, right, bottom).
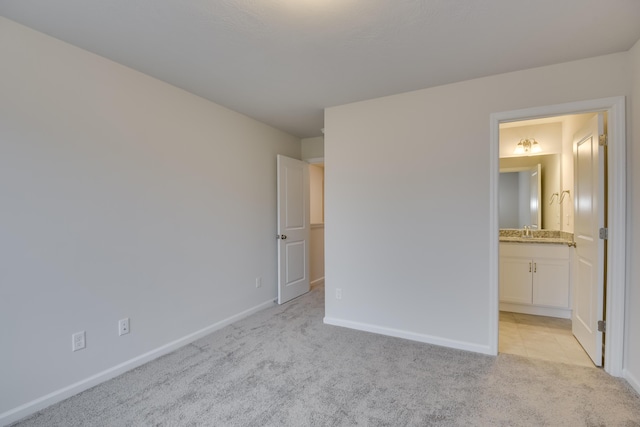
<box><xmin>499</xmin><ymin>229</ymin><xmax>575</xmax><ymax>245</ymax></box>
<box><xmin>499</xmin><ymin>236</ymin><xmax>573</xmax><ymax>244</ymax></box>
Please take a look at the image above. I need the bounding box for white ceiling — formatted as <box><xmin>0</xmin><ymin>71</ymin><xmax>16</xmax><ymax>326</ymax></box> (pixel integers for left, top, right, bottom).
<box><xmin>1</xmin><ymin>0</ymin><xmax>639</xmax><ymax>138</ymax></box>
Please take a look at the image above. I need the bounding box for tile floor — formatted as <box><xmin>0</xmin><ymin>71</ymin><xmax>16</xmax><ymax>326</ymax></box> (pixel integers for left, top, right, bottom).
<box><xmin>499</xmin><ymin>311</ymin><xmax>595</xmax><ymax>368</ymax></box>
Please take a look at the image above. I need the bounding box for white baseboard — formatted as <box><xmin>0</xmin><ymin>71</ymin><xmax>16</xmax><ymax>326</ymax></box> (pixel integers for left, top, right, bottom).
<box><xmin>323</xmin><ymin>317</ymin><xmax>492</xmax><ymax>355</ymax></box>
<box><xmin>499</xmin><ymin>302</ymin><xmax>571</xmax><ymax>319</ymax></box>
<box><xmin>623</xmin><ymin>368</ymin><xmax>640</xmax><ymax>396</ymax></box>
<box><xmin>0</xmin><ymin>299</ymin><xmax>276</xmax><ymax>427</ymax></box>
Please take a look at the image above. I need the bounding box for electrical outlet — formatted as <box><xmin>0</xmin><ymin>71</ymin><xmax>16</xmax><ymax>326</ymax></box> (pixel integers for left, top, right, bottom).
<box><xmin>118</xmin><ymin>318</ymin><xmax>130</xmax><ymax>336</ymax></box>
<box><xmin>336</xmin><ymin>288</ymin><xmax>342</xmax><ymax>300</ymax></box>
<box><xmin>255</xmin><ymin>277</ymin><xmax>262</xmax><ymax>288</ymax></box>
<box><xmin>72</xmin><ymin>331</ymin><xmax>86</xmax><ymax>352</ymax></box>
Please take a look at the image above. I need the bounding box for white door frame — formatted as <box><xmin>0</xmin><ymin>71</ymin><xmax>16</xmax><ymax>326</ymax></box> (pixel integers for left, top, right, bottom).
<box><xmin>489</xmin><ymin>96</ymin><xmax>626</xmax><ymax>376</ymax></box>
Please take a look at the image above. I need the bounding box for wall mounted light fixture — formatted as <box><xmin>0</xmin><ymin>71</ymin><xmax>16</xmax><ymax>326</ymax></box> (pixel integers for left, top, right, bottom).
<box><xmin>514</xmin><ymin>138</ymin><xmax>542</xmax><ymax>155</ymax></box>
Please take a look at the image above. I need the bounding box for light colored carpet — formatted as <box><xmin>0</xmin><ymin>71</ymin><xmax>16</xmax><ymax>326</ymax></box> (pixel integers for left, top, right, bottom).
<box><xmin>13</xmin><ymin>285</ymin><xmax>640</xmax><ymax>426</ymax></box>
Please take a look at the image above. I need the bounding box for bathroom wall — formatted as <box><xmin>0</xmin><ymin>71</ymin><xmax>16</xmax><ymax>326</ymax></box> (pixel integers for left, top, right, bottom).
<box><xmin>499</xmin><ymin>122</ymin><xmax>562</xmax><ymax>157</ymax></box>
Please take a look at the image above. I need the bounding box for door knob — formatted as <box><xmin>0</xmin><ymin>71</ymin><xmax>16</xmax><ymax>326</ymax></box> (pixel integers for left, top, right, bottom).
<box><xmin>277</xmin><ymin>234</ymin><xmax>287</xmax><ymax>240</ymax></box>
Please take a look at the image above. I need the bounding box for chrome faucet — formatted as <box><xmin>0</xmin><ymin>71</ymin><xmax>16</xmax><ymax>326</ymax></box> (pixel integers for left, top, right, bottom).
<box><xmin>522</xmin><ymin>225</ymin><xmax>531</xmax><ymax>238</ymax></box>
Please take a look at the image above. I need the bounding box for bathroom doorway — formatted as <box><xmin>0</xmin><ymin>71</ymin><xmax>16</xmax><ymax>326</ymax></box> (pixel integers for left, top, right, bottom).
<box><xmin>490</xmin><ymin>97</ymin><xmax>626</xmax><ymax>376</ymax></box>
<box><xmin>498</xmin><ymin>113</ymin><xmax>595</xmax><ymax>367</ymax></box>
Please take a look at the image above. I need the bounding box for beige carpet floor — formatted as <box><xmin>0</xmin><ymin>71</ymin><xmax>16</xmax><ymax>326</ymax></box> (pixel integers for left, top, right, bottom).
<box><xmin>12</xmin><ymin>285</ymin><xmax>640</xmax><ymax>426</ymax></box>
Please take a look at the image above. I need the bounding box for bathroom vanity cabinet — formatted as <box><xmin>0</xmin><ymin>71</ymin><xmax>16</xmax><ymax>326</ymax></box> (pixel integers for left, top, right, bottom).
<box><xmin>499</xmin><ymin>242</ymin><xmax>571</xmax><ymax>318</ymax></box>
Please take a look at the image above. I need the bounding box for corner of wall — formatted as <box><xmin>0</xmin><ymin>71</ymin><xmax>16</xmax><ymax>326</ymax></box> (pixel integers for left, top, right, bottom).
<box><xmin>301</xmin><ymin>136</ymin><xmax>325</xmax><ymax>161</ymax></box>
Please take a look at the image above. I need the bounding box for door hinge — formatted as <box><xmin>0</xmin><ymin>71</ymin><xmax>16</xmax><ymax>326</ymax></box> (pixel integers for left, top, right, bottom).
<box><xmin>599</xmin><ymin>227</ymin><xmax>608</xmax><ymax>240</ymax></box>
<box><xmin>599</xmin><ymin>134</ymin><xmax>608</xmax><ymax>146</ymax></box>
<box><xmin>597</xmin><ymin>320</ymin><xmax>606</xmax><ymax>333</ymax></box>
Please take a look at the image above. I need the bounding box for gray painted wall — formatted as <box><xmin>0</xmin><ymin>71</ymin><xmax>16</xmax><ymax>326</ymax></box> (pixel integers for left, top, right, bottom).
<box><xmin>0</xmin><ymin>17</ymin><xmax>300</xmax><ymax>421</ymax></box>
<box><xmin>324</xmin><ymin>50</ymin><xmax>637</xmax><ymax>388</ymax></box>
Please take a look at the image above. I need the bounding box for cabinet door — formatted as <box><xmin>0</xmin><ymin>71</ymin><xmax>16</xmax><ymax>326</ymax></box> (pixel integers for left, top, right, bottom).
<box><xmin>499</xmin><ymin>256</ymin><xmax>532</xmax><ymax>304</ymax></box>
<box><xmin>532</xmin><ymin>258</ymin><xmax>570</xmax><ymax>308</ymax></box>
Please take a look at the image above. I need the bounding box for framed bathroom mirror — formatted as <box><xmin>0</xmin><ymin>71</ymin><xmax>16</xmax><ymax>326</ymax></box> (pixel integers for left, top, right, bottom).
<box><xmin>499</xmin><ymin>154</ymin><xmax>561</xmax><ymax>230</ymax></box>
<box><xmin>499</xmin><ymin>165</ymin><xmax>541</xmax><ymax>229</ymax></box>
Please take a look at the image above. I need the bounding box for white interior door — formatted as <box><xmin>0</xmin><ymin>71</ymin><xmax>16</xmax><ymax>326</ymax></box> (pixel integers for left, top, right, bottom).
<box><xmin>277</xmin><ymin>155</ymin><xmax>310</xmax><ymax>304</ymax></box>
<box><xmin>572</xmin><ymin>113</ymin><xmax>605</xmax><ymax>366</ymax></box>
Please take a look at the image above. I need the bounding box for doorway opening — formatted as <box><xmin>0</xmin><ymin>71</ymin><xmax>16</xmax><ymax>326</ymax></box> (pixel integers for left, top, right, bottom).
<box><xmin>308</xmin><ymin>162</ymin><xmax>325</xmax><ymax>291</ymax></box>
<box><xmin>498</xmin><ymin>113</ymin><xmax>596</xmax><ymax>367</ymax></box>
<box><xmin>489</xmin><ymin>97</ymin><xmax>626</xmax><ymax>376</ymax></box>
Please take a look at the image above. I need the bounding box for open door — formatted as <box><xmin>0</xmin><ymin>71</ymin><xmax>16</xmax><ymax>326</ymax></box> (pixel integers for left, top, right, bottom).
<box><xmin>572</xmin><ymin>113</ymin><xmax>605</xmax><ymax>366</ymax></box>
<box><xmin>277</xmin><ymin>155</ymin><xmax>310</xmax><ymax>304</ymax></box>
